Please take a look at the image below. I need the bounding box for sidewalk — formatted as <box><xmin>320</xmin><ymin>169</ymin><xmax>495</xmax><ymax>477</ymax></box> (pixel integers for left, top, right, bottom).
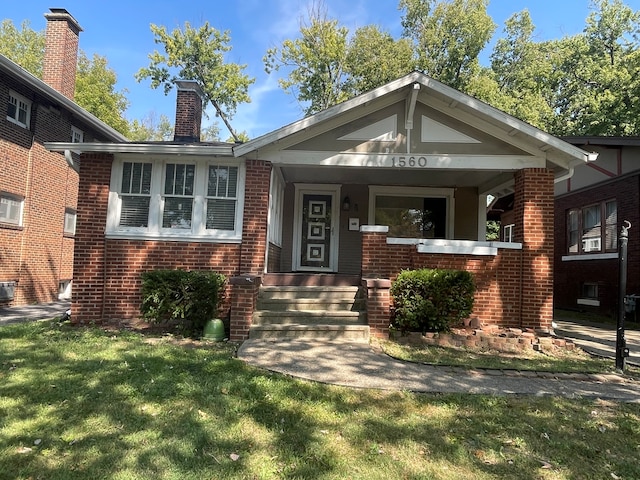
<box><xmin>0</xmin><ymin>301</ymin><xmax>70</xmax><ymax>325</ymax></box>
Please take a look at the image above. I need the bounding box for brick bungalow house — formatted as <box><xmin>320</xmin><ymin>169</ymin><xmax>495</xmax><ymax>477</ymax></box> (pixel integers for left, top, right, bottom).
<box><xmin>45</xmin><ymin>71</ymin><xmax>597</xmax><ymax>341</ymax></box>
<box><xmin>0</xmin><ymin>9</ymin><xmax>126</xmax><ymax>306</ymax></box>
<box><xmin>554</xmin><ymin>136</ymin><xmax>640</xmax><ymax>319</ymax></box>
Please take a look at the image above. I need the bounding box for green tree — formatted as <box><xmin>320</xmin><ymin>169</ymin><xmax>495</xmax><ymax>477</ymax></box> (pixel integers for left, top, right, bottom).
<box><xmin>136</xmin><ymin>22</ymin><xmax>254</xmax><ymax>141</ymax></box>
<box><xmin>128</xmin><ymin>112</ymin><xmax>173</xmax><ymax>141</ymax></box>
<box><xmin>399</xmin><ymin>0</ymin><xmax>495</xmax><ymax>90</ymax></box>
<box><xmin>75</xmin><ymin>52</ymin><xmax>130</xmax><ymax>135</ymax></box>
<box><xmin>0</xmin><ymin>19</ymin><xmax>44</xmax><ymax>76</ymax></box>
<box><xmin>0</xmin><ymin>18</ymin><xmax>131</xmax><ymax>136</ymax></box>
<box><xmin>264</xmin><ymin>5</ymin><xmax>350</xmax><ymax>115</ymax></box>
<box><xmin>345</xmin><ymin>25</ymin><xmax>416</xmax><ymax>94</ymax></box>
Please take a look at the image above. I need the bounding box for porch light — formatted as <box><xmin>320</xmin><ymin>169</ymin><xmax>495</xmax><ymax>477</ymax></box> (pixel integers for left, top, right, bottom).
<box><xmin>342</xmin><ymin>196</ymin><xmax>351</xmax><ymax>211</ymax></box>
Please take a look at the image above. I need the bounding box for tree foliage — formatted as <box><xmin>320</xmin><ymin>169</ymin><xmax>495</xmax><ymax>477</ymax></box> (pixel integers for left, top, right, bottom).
<box><xmin>0</xmin><ymin>19</ymin><xmax>45</xmax><ymax>76</ymax></box>
<box><xmin>264</xmin><ymin>5</ymin><xmax>351</xmax><ymax>116</ymax></box>
<box><xmin>136</xmin><ymin>22</ymin><xmax>254</xmax><ymax>140</ymax></box>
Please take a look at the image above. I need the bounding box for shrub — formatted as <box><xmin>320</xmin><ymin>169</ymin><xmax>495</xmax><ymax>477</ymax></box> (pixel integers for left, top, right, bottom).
<box><xmin>140</xmin><ymin>269</ymin><xmax>226</xmax><ymax>336</ymax></box>
<box><xmin>390</xmin><ymin>268</ymin><xmax>475</xmax><ymax>333</ymax></box>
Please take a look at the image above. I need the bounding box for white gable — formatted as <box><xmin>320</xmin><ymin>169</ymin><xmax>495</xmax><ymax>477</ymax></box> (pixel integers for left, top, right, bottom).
<box><xmin>338</xmin><ymin>115</ymin><xmax>397</xmax><ymax>141</ymax></box>
<box><xmin>421</xmin><ymin>116</ymin><xmax>480</xmax><ymax>143</ymax></box>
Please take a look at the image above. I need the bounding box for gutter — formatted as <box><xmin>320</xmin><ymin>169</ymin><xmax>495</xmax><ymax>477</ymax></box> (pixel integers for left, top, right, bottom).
<box><xmin>554</xmin><ymin>152</ymin><xmax>598</xmax><ymax>184</ymax></box>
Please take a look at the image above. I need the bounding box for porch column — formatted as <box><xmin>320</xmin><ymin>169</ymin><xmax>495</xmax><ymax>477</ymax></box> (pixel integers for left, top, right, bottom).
<box><xmin>361</xmin><ymin>225</ymin><xmax>390</xmax><ymax>278</ymax></box>
<box><xmin>363</xmin><ymin>278</ymin><xmax>392</xmax><ymax>339</ymax></box>
<box><xmin>229</xmin><ymin>275</ymin><xmax>261</xmax><ymax>341</ymax></box>
<box><xmin>72</xmin><ymin>153</ymin><xmax>113</xmax><ymax>324</ymax></box>
<box><xmin>239</xmin><ymin>160</ymin><xmax>272</xmax><ymax>275</ymax></box>
<box><xmin>513</xmin><ymin>168</ymin><xmax>554</xmax><ymax>331</ymax></box>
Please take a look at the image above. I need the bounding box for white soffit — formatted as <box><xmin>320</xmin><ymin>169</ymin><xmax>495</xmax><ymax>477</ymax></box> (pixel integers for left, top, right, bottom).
<box><xmin>337</xmin><ymin>115</ymin><xmax>397</xmax><ymax>141</ymax></box>
<box><xmin>421</xmin><ymin>116</ymin><xmax>480</xmax><ymax>143</ymax></box>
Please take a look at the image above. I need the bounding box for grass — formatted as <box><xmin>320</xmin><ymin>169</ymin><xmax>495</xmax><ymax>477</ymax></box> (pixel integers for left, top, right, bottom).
<box><xmin>1</xmin><ymin>319</ymin><xmax>639</xmax><ymax>479</ymax></box>
<box><xmin>380</xmin><ymin>338</ymin><xmax>640</xmax><ymax>376</ymax></box>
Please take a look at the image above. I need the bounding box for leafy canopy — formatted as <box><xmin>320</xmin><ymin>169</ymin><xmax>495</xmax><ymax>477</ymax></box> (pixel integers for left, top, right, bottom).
<box><xmin>136</xmin><ymin>22</ymin><xmax>254</xmax><ymax>140</ymax></box>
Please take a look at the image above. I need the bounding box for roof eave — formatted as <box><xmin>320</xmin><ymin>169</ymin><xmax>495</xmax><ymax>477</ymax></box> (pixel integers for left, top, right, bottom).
<box><xmin>44</xmin><ymin>142</ymin><xmax>235</xmax><ymax>157</ymax></box>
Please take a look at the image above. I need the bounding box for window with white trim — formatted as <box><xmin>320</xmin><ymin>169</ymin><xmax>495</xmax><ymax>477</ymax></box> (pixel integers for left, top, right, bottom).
<box><xmin>369</xmin><ymin>186</ymin><xmax>454</xmax><ymax>239</ymax></box>
<box><xmin>64</xmin><ymin>208</ymin><xmax>77</xmax><ymax>235</ymax></box>
<box><xmin>71</xmin><ymin>126</ymin><xmax>84</xmax><ymax>143</ymax></box>
<box><xmin>0</xmin><ymin>193</ymin><xmax>24</xmax><ymax>226</ymax></box>
<box><xmin>567</xmin><ymin>200</ymin><xmax>616</xmax><ymax>254</ymax></box>
<box><xmin>503</xmin><ymin>223</ymin><xmax>515</xmax><ymax>242</ymax></box>
<box><xmin>108</xmin><ymin>157</ymin><xmax>244</xmax><ymax>240</ymax></box>
<box><xmin>7</xmin><ymin>90</ymin><xmax>32</xmax><ymax>128</ymax></box>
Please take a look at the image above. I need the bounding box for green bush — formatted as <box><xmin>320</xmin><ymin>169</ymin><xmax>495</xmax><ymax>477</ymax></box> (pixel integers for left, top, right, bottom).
<box><xmin>390</xmin><ymin>268</ymin><xmax>475</xmax><ymax>333</ymax></box>
<box><xmin>140</xmin><ymin>270</ymin><xmax>226</xmax><ymax>336</ymax></box>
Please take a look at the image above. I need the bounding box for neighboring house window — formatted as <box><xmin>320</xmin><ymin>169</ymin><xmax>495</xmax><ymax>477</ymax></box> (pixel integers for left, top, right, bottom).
<box><xmin>71</xmin><ymin>126</ymin><xmax>84</xmax><ymax>143</ymax></box>
<box><xmin>64</xmin><ymin>208</ymin><xmax>77</xmax><ymax>235</ymax></box>
<box><xmin>108</xmin><ymin>158</ymin><xmax>244</xmax><ymax>240</ymax></box>
<box><xmin>119</xmin><ymin>161</ymin><xmax>153</xmax><ymax>228</ymax></box>
<box><xmin>577</xmin><ymin>282</ymin><xmax>600</xmax><ymax>307</ymax></box>
<box><xmin>567</xmin><ymin>200</ymin><xmax>616</xmax><ymax>254</ymax></box>
<box><xmin>503</xmin><ymin>223</ymin><xmax>515</xmax><ymax>242</ymax></box>
<box><xmin>369</xmin><ymin>186</ymin><xmax>453</xmax><ymax>239</ymax></box>
<box><xmin>0</xmin><ymin>193</ymin><xmax>24</xmax><ymax>226</ymax></box>
<box><xmin>7</xmin><ymin>90</ymin><xmax>32</xmax><ymax>128</ymax></box>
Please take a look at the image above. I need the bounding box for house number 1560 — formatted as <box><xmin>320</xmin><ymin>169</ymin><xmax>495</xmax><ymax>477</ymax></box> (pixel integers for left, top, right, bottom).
<box><xmin>391</xmin><ymin>156</ymin><xmax>428</xmax><ymax>167</ymax></box>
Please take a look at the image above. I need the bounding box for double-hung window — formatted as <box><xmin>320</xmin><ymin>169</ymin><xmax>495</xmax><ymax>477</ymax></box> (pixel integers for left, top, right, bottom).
<box><xmin>119</xmin><ymin>161</ymin><xmax>153</xmax><ymax>228</ymax></box>
<box><xmin>108</xmin><ymin>157</ymin><xmax>244</xmax><ymax>240</ymax></box>
<box><xmin>567</xmin><ymin>200</ymin><xmax>616</xmax><ymax>254</ymax></box>
<box><xmin>7</xmin><ymin>90</ymin><xmax>31</xmax><ymax>128</ymax></box>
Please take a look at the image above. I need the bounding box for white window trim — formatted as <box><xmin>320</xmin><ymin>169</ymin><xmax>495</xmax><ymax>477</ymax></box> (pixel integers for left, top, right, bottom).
<box><xmin>64</xmin><ymin>208</ymin><xmax>77</xmax><ymax>235</ymax></box>
<box><xmin>7</xmin><ymin>90</ymin><xmax>32</xmax><ymax>129</ymax></box>
<box><xmin>503</xmin><ymin>223</ymin><xmax>515</xmax><ymax>243</ymax></box>
<box><xmin>106</xmin><ymin>156</ymin><xmax>245</xmax><ymax>242</ymax></box>
<box><xmin>368</xmin><ymin>185</ymin><xmax>455</xmax><ymax>239</ymax></box>
<box><xmin>0</xmin><ymin>192</ymin><xmax>25</xmax><ymax>226</ymax></box>
<box><xmin>267</xmin><ymin>167</ymin><xmax>285</xmax><ymax>247</ymax></box>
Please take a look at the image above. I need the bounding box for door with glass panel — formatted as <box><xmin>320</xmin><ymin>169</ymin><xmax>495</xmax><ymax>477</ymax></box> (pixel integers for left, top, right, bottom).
<box><xmin>293</xmin><ymin>186</ymin><xmax>339</xmax><ymax>272</ymax></box>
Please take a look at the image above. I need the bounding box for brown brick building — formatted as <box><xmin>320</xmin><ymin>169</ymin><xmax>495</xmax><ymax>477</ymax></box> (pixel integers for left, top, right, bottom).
<box><xmin>46</xmin><ymin>72</ymin><xmax>595</xmax><ymax>340</ymax></box>
<box><xmin>0</xmin><ymin>9</ymin><xmax>125</xmax><ymax>306</ymax></box>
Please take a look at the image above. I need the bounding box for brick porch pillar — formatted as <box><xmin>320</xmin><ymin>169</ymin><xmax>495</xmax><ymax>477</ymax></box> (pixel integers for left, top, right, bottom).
<box><xmin>513</xmin><ymin>168</ymin><xmax>555</xmax><ymax>331</ymax></box>
<box><xmin>361</xmin><ymin>225</ymin><xmax>390</xmax><ymax>278</ymax></box>
<box><xmin>363</xmin><ymin>278</ymin><xmax>391</xmax><ymax>338</ymax></box>
<box><xmin>229</xmin><ymin>275</ymin><xmax>261</xmax><ymax>341</ymax></box>
<box><xmin>239</xmin><ymin>160</ymin><xmax>271</xmax><ymax>275</ymax></box>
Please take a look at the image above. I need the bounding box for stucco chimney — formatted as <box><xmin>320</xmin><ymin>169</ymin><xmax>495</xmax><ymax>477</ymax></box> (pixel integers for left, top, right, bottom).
<box><xmin>174</xmin><ymin>80</ymin><xmax>204</xmax><ymax>143</ymax></box>
<box><xmin>43</xmin><ymin>8</ymin><xmax>82</xmax><ymax>100</ymax></box>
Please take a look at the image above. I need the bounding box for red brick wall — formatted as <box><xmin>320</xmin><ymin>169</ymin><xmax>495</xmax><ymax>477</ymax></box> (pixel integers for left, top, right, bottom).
<box><xmin>0</xmin><ymin>77</ymin><xmax>80</xmax><ymax>306</ymax></box>
<box><xmin>72</xmin><ymin>154</ymin><xmax>268</xmax><ymax>325</ymax></box>
<box><xmin>555</xmin><ymin>173</ymin><xmax>640</xmax><ymax>316</ymax></box>
<box><xmin>240</xmin><ymin>160</ymin><xmax>271</xmax><ymax>274</ymax></box>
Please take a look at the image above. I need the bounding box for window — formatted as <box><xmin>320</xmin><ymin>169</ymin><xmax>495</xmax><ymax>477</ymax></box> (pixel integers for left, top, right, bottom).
<box><xmin>108</xmin><ymin>158</ymin><xmax>244</xmax><ymax>240</ymax></box>
<box><xmin>7</xmin><ymin>90</ymin><xmax>32</xmax><ymax>128</ymax></box>
<box><xmin>71</xmin><ymin>126</ymin><xmax>84</xmax><ymax>143</ymax></box>
<box><xmin>503</xmin><ymin>223</ymin><xmax>515</xmax><ymax>243</ymax></box>
<box><xmin>64</xmin><ymin>208</ymin><xmax>77</xmax><ymax>235</ymax></box>
<box><xmin>0</xmin><ymin>193</ymin><xmax>24</xmax><ymax>226</ymax></box>
<box><xmin>369</xmin><ymin>186</ymin><xmax>453</xmax><ymax>239</ymax></box>
<box><xmin>567</xmin><ymin>200</ymin><xmax>616</xmax><ymax>254</ymax></box>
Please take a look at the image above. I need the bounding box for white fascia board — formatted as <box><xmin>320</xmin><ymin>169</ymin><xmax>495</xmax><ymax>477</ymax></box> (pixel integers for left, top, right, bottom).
<box><xmin>262</xmin><ymin>150</ymin><xmax>544</xmax><ymax>170</ymax></box>
<box><xmin>44</xmin><ymin>142</ymin><xmax>234</xmax><ymax>157</ymax></box>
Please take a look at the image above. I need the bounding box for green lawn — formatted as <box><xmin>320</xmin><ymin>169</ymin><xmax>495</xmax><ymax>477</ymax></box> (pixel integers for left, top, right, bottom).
<box><xmin>1</xmin><ymin>320</ymin><xmax>639</xmax><ymax>480</ymax></box>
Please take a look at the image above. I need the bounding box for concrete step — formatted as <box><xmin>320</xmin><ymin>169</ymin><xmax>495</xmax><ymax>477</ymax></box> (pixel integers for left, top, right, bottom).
<box><xmin>256</xmin><ymin>298</ymin><xmax>366</xmax><ymax>312</ymax></box>
<box><xmin>252</xmin><ymin>310</ymin><xmax>367</xmax><ymax>325</ymax></box>
<box><xmin>258</xmin><ymin>285</ymin><xmax>362</xmax><ymax>301</ymax></box>
<box><xmin>249</xmin><ymin>324</ymin><xmax>370</xmax><ymax>342</ymax></box>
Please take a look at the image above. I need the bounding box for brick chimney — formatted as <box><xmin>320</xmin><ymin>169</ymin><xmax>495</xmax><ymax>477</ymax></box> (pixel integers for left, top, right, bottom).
<box><xmin>174</xmin><ymin>80</ymin><xmax>204</xmax><ymax>143</ymax></box>
<box><xmin>43</xmin><ymin>8</ymin><xmax>82</xmax><ymax>100</ymax></box>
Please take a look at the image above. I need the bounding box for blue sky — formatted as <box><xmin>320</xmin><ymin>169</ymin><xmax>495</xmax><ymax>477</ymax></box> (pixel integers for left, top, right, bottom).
<box><xmin>4</xmin><ymin>0</ymin><xmax>640</xmax><ymax>139</ymax></box>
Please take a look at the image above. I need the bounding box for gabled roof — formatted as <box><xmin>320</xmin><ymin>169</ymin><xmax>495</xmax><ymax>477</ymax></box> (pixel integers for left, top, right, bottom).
<box><xmin>234</xmin><ymin>71</ymin><xmax>597</xmax><ymax>169</ymax></box>
<box><xmin>1</xmin><ymin>54</ymin><xmax>127</xmax><ymax>142</ymax></box>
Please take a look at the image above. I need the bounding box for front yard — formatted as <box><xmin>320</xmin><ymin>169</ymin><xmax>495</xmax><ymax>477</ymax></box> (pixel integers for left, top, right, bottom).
<box><xmin>1</xmin><ymin>320</ymin><xmax>639</xmax><ymax>479</ymax></box>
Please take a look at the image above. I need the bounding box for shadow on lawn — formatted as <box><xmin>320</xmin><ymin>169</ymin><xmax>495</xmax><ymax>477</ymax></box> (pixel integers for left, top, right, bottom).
<box><xmin>0</xmin><ymin>321</ymin><xmax>639</xmax><ymax>479</ymax></box>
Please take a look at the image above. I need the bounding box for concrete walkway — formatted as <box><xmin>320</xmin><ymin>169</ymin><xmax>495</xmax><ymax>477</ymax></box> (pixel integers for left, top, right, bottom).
<box><xmin>2</xmin><ymin>301</ymin><xmax>640</xmax><ymax>402</ymax></box>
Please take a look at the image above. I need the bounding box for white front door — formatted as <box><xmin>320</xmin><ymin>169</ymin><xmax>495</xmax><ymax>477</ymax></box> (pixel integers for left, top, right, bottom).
<box><xmin>292</xmin><ymin>184</ymin><xmax>340</xmax><ymax>272</ymax></box>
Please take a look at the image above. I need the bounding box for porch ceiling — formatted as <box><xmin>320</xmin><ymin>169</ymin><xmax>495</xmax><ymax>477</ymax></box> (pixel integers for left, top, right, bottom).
<box><xmin>279</xmin><ymin>165</ymin><xmax>509</xmax><ymax>191</ymax></box>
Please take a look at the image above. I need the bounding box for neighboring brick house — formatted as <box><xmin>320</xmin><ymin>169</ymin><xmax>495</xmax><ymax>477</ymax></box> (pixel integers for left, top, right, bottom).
<box><xmin>0</xmin><ymin>9</ymin><xmax>126</xmax><ymax>306</ymax></box>
<box><xmin>46</xmin><ymin>71</ymin><xmax>596</xmax><ymax>340</ymax></box>
<box><xmin>554</xmin><ymin>136</ymin><xmax>640</xmax><ymax>318</ymax></box>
